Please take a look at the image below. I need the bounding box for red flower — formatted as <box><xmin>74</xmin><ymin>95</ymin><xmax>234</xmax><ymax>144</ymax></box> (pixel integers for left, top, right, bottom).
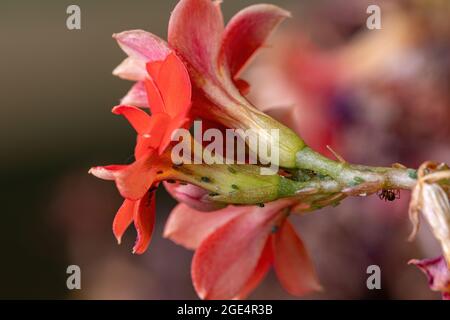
<box><xmin>409</xmin><ymin>256</ymin><xmax>450</xmax><ymax>300</ymax></box>
<box><xmin>164</xmin><ymin>200</ymin><xmax>321</xmax><ymax>299</ymax></box>
<box><xmin>90</xmin><ymin>52</ymin><xmax>192</xmax><ymax>254</ymax></box>
<box><xmin>113</xmin><ymin>0</ymin><xmax>304</xmax><ymax>168</ymax></box>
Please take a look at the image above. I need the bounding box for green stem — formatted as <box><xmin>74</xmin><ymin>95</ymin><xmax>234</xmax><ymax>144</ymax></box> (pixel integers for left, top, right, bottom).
<box><xmin>296</xmin><ymin>147</ymin><xmax>417</xmax><ymax>191</ymax></box>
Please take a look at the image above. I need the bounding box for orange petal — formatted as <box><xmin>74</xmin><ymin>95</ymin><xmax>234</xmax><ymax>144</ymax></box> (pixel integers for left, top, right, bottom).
<box><xmin>272</xmin><ymin>220</ymin><xmax>321</xmax><ymax>296</ymax></box>
<box><xmin>164</xmin><ymin>203</ymin><xmax>246</xmax><ymax>250</ymax></box>
<box><xmin>114</xmin><ymin>152</ymin><xmax>158</xmax><ymax>200</ymax></box>
<box><xmin>154</xmin><ymin>53</ymin><xmax>192</xmax><ymax>119</ymax></box>
<box><xmin>132</xmin><ymin>192</ymin><xmax>156</xmax><ymax>254</ymax></box>
<box><xmin>144</xmin><ymin>77</ymin><xmax>165</xmax><ymax>115</ymax></box>
<box><xmin>220</xmin><ymin>4</ymin><xmax>290</xmax><ymax>77</ymax></box>
<box><xmin>112</xmin><ymin>199</ymin><xmax>135</xmax><ymax>244</ymax></box>
<box><xmin>134</xmin><ymin>112</ymin><xmax>171</xmax><ymax>158</ymax></box>
<box><xmin>112</xmin><ymin>105</ymin><xmax>151</xmax><ymax>134</ymax></box>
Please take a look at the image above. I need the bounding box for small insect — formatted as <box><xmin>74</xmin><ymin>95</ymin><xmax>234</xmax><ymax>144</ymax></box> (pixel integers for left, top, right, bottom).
<box><xmin>377</xmin><ymin>189</ymin><xmax>400</xmax><ymax>202</ymax></box>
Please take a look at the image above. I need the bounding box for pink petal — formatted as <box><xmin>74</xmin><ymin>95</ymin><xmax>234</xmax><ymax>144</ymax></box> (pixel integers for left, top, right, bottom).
<box><xmin>113</xmin><ymin>57</ymin><xmax>147</xmax><ymax>81</ymax></box>
<box><xmin>112</xmin><ymin>105</ymin><xmax>151</xmax><ymax>134</ymax></box>
<box><xmin>121</xmin><ymin>81</ymin><xmax>149</xmax><ymax>108</ymax></box>
<box><xmin>112</xmin><ymin>199</ymin><xmax>135</xmax><ymax>244</ymax></box>
<box><xmin>132</xmin><ymin>192</ymin><xmax>156</xmax><ymax>254</ymax></box>
<box><xmin>164</xmin><ymin>182</ymin><xmax>225</xmax><ymax>212</ymax></box>
<box><xmin>164</xmin><ymin>203</ymin><xmax>245</xmax><ymax>250</ymax></box>
<box><xmin>220</xmin><ymin>4</ymin><xmax>290</xmax><ymax>78</ymax></box>
<box><xmin>233</xmin><ymin>239</ymin><xmax>272</xmax><ymax>299</ymax></box>
<box><xmin>272</xmin><ymin>220</ymin><xmax>321</xmax><ymax>296</ymax></box>
<box><xmin>409</xmin><ymin>256</ymin><xmax>450</xmax><ymax>299</ymax></box>
<box><xmin>113</xmin><ymin>30</ymin><xmax>170</xmax><ymax>63</ymax></box>
<box><xmin>191</xmin><ymin>200</ymin><xmax>290</xmax><ymax>299</ymax></box>
<box><xmin>168</xmin><ymin>0</ymin><xmax>224</xmax><ymax>78</ymax></box>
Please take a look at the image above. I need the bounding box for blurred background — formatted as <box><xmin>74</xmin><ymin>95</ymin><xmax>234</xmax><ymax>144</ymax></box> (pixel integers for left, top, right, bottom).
<box><xmin>0</xmin><ymin>0</ymin><xmax>448</xmax><ymax>299</ymax></box>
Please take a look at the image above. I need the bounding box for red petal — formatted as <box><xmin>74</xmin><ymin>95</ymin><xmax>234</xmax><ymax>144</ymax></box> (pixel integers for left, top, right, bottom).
<box><xmin>233</xmin><ymin>239</ymin><xmax>272</xmax><ymax>299</ymax></box>
<box><xmin>272</xmin><ymin>220</ymin><xmax>321</xmax><ymax>296</ymax></box>
<box><xmin>152</xmin><ymin>53</ymin><xmax>192</xmax><ymax>119</ymax></box>
<box><xmin>112</xmin><ymin>199</ymin><xmax>135</xmax><ymax>244</ymax></box>
<box><xmin>220</xmin><ymin>4</ymin><xmax>290</xmax><ymax>77</ymax></box>
<box><xmin>113</xmin><ymin>30</ymin><xmax>170</xmax><ymax>63</ymax></box>
<box><xmin>134</xmin><ymin>112</ymin><xmax>171</xmax><ymax>158</ymax></box>
<box><xmin>164</xmin><ymin>203</ymin><xmax>246</xmax><ymax>250</ymax></box>
<box><xmin>121</xmin><ymin>81</ymin><xmax>149</xmax><ymax>108</ymax></box>
<box><xmin>144</xmin><ymin>76</ymin><xmax>165</xmax><ymax>115</ymax></box>
<box><xmin>191</xmin><ymin>201</ymin><xmax>289</xmax><ymax>299</ymax></box>
<box><xmin>114</xmin><ymin>152</ymin><xmax>158</xmax><ymax>200</ymax></box>
<box><xmin>168</xmin><ymin>0</ymin><xmax>224</xmax><ymax>78</ymax></box>
<box><xmin>158</xmin><ymin>114</ymin><xmax>191</xmax><ymax>155</ymax></box>
<box><xmin>132</xmin><ymin>192</ymin><xmax>156</xmax><ymax>254</ymax></box>
<box><xmin>112</xmin><ymin>105</ymin><xmax>151</xmax><ymax>134</ymax></box>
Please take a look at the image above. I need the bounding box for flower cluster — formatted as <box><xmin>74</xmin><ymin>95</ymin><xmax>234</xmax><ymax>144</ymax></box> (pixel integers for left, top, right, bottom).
<box><xmin>91</xmin><ymin>0</ymin><xmax>450</xmax><ymax>299</ymax></box>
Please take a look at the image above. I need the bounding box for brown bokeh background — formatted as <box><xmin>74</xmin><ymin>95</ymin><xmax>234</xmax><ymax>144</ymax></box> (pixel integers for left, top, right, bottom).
<box><xmin>0</xmin><ymin>0</ymin><xmax>448</xmax><ymax>299</ymax></box>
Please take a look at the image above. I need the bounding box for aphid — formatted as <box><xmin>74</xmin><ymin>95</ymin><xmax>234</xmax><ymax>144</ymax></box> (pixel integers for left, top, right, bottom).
<box><xmin>377</xmin><ymin>189</ymin><xmax>400</xmax><ymax>202</ymax></box>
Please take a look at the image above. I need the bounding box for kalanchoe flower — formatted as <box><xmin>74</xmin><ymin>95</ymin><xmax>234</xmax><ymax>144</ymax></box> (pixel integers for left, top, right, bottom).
<box><xmin>113</xmin><ymin>0</ymin><xmax>305</xmax><ymax>168</ymax></box>
<box><xmin>409</xmin><ymin>256</ymin><xmax>450</xmax><ymax>300</ymax></box>
<box><xmin>90</xmin><ymin>52</ymin><xmax>192</xmax><ymax>254</ymax></box>
<box><xmin>164</xmin><ymin>199</ymin><xmax>321</xmax><ymax>299</ymax></box>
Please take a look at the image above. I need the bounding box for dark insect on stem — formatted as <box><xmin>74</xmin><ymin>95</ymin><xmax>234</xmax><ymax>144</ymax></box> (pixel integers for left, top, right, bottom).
<box><xmin>377</xmin><ymin>189</ymin><xmax>400</xmax><ymax>202</ymax></box>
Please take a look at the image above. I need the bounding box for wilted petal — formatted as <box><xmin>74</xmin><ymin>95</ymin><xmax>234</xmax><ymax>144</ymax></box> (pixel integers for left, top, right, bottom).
<box><xmin>113</xmin><ymin>57</ymin><xmax>147</xmax><ymax>81</ymax></box>
<box><xmin>409</xmin><ymin>256</ymin><xmax>450</xmax><ymax>299</ymax></box>
<box><xmin>168</xmin><ymin>0</ymin><xmax>224</xmax><ymax>78</ymax></box>
<box><xmin>220</xmin><ymin>4</ymin><xmax>290</xmax><ymax>77</ymax></box>
<box><xmin>272</xmin><ymin>220</ymin><xmax>321</xmax><ymax>296</ymax></box>
<box><xmin>113</xmin><ymin>30</ymin><xmax>170</xmax><ymax>63</ymax></box>
<box><xmin>121</xmin><ymin>81</ymin><xmax>149</xmax><ymax>108</ymax></box>
<box><xmin>164</xmin><ymin>182</ymin><xmax>225</xmax><ymax>212</ymax></box>
<box><xmin>112</xmin><ymin>199</ymin><xmax>135</xmax><ymax>244</ymax></box>
<box><xmin>164</xmin><ymin>203</ymin><xmax>245</xmax><ymax>250</ymax></box>
<box><xmin>191</xmin><ymin>200</ymin><xmax>290</xmax><ymax>299</ymax></box>
<box><xmin>132</xmin><ymin>192</ymin><xmax>156</xmax><ymax>254</ymax></box>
